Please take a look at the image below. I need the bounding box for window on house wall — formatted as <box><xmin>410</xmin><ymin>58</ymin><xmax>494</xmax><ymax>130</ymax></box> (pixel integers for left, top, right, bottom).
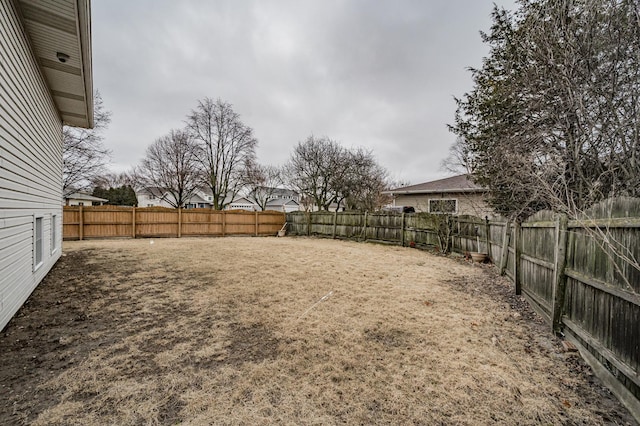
<box><xmin>51</xmin><ymin>215</ymin><xmax>57</xmax><ymax>253</ymax></box>
<box><xmin>34</xmin><ymin>217</ymin><xmax>43</xmax><ymax>270</ymax></box>
<box><xmin>429</xmin><ymin>199</ymin><xmax>457</xmax><ymax>214</ymax></box>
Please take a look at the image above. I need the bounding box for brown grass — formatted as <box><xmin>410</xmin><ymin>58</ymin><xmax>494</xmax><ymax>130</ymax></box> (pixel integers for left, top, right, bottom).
<box><xmin>0</xmin><ymin>237</ymin><xmax>634</xmax><ymax>425</ymax></box>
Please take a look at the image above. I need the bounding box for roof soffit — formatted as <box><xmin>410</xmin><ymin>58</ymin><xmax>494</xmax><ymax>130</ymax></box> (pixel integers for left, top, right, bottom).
<box><xmin>17</xmin><ymin>0</ymin><xmax>93</xmax><ymax>128</ymax></box>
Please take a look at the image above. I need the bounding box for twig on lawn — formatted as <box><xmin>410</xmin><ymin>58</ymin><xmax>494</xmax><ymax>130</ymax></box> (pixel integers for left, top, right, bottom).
<box><xmin>296</xmin><ymin>291</ymin><xmax>334</xmax><ymax>321</ymax></box>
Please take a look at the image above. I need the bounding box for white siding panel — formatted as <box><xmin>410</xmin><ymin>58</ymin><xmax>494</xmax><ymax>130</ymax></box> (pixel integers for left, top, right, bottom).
<box><xmin>1</xmin><ymin>140</ymin><xmax>61</xmax><ymax>194</ymax></box>
<box><xmin>0</xmin><ymin>1</ymin><xmax>63</xmax><ymax>331</ymax></box>
<box><xmin>0</xmin><ymin>241</ymin><xmax>31</xmax><ymax>274</ymax></box>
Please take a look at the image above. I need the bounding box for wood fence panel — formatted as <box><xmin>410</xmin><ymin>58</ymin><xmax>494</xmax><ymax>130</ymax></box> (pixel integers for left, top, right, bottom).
<box><xmin>224</xmin><ymin>210</ymin><xmax>258</xmax><ymax>235</ymax></box>
<box><xmin>258</xmin><ymin>211</ymin><xmax>287</xmax><ymax>235</ymax></box>
<box><xmin>82</xmin><ymin>207</ymin><xmax>134</xmax><ymax>239</ymax></box>
<box><xmin>519</xmin><ymin>211</ymin><xmax>556</xmax><ymax>320</ymax></box>
<box><xmin>404</xmin><ymin>213</ymin><xmax>438</xmax><ymax>247</ymax></box>
<box><xmin>366</xmin><ymin>213</ymin><xmax>402</xmax><ymax>243</ymax></box>
<box><xmin>135</xmin><ymin>208</ymin><xmax>179</xmax><ymax>237</ymax></box>
<box><xmin>453</xmin><ymin>216</ymin><xmax>486</xmax><ymax>253</ymax></box>
<box><xmin>568</xmin><ymin>226</ymin><xmax>640</xmax><ymax>294</ymax></box>
<box><xmin>286</xmin><ymin>212</ymin><xmax>308</xmax><ymax>235</ymax></box>
<box><xmin>335</xmin><ymin>212</ymin><xmax>365</xmax><ymax>239</ymax></box>
<box><xmin>181</xmin><ymin>209</ymin><xmax>223</xmax><ymax>236</ymax></box>
<box><xmin>63</xmin><ymin>207</ymin><xmax>286</xmax><ymax>239</ymax></box>
<box><xmin>560</xmin><ymin>198</ymin><xmax>640</xmax><ymax>405</ymax></box>
<box><xmin>489</xmin><ymin>221</ymin><xmax>506</xmax><ymax>265</ymax></box>
<box><xmin>63</xmin><ymin>207</ymin><xmax>80</xmax><ymax>240</ymax></box>
<box><xmin>310</xmin><ymin>212</ymin><xmax>335</xmax><ymax>236</ymax></box>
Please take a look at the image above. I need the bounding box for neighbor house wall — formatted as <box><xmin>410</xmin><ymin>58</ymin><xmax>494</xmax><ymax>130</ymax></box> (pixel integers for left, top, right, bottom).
<box><xmin>393</xmin><ymin>192</ymin><xmax>494</xmax><ymax>217</ymax></box>
<box><xmin>0</xmin><ymin>1</ymin><xmax>63</xmax><ymax>330</ymax></box>
<box><xmin>136</xmin><ymin>192</ymin><xmax>174</xmax><ymax>208</ymax></box>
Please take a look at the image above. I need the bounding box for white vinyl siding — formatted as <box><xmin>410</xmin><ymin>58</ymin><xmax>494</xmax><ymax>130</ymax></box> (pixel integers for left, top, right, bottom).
<box><xmin>0</xmin><ymin>1</ymin><xmax>63</xmax><ymax>330</ymax></box>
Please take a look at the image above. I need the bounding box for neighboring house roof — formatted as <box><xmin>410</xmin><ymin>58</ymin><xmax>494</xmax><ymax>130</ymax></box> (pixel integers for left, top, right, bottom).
<box><xmin>66</xmin><ymin>192</ymin><xmax>108</xmax><ymax>203</ymax></box>
<box><xmin>187</xmin><ymin>193</ymin><xmax>209</xmax><ymax>203</ymax></box>
<box><xmin>230</xmin><ymin>197</ymin><xmax>255</xmax><ymax>205</ymax></box>
<box><xmin>266</xmin><ymin>198</ymin><xmax>300</xmax><ymax>207</ymax></box>
<box><xmin>194</xmin><ymin>186</ymin><xmax>214</xmax><ymax>197</ymax></box>
<box><xmin>17</xmin><ymin>0</ymin><xmax>93</xmax><ymax>128</ymax></box>
<box><xmin>270</xmin><ymin>188</ymin><xmax>298</xmax><ymax>197</ymax></box>
<box><xmin>384</xmin><ymin>174</ymin><xmax>485</xmax><ymax>195</ymax></box>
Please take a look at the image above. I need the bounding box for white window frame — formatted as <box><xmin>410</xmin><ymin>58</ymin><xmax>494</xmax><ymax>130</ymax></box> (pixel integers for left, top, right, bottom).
<box><xmin>428</xmin><ymin>198</ymin><xmax>458</xmax><ymax>214</ymax></box>
<box><xmin>34</xmin><ymin>216</ymin><xmax>44</xmax><ymax>271</ymax></box>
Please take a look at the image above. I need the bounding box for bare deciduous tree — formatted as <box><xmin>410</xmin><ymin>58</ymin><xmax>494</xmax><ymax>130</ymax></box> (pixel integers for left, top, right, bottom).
<box><xmin>244</xmin><ymin>161</ymin><xmax>282</xmax><ymax>210</ymax></box>
<box><xmin>187</xmin><ymin>98</ymin><xmax>257</xmax><ymax>210</ymax></box>
<box><xmin>286</xmin><ymin>136</ymin><xmax>389</xmax><ymax>211</ymax></box>
<box><xmin>136</xmin><ymin>129</ymin><xmax>202</xmax><ymax>208</ymax></box>
<box><xmin>339</xmin><ymin>148</ymin><xmax>389</xmax><ymax>211</ymax></box>
<box><xmin>285</xmin><ymin>136</ymin><xmax>345</xmax><ymax>211</ymax></box>
<box><xmin>91</xmin><ymin>171</ymin><xmax>138</xmax><ymax>192</ymax></box>
<box><xmin>63</xmin><ymin>92</ymin><xmax>111</xmax><ymax>196</ymax></box>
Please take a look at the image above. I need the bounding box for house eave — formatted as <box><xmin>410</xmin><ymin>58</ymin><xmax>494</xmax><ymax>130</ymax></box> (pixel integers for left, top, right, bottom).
<box><xmin>382</xmin><ymin>189</ymin><xmax>487</xmax><ymax>196</ymax></box>
<box><xmin>17</xmin><ymin>0</ymin><xmax>94</xmax><ymax>128</ymax></box>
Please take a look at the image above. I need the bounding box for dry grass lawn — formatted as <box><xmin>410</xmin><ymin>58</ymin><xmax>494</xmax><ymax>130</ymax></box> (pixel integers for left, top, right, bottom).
<box><xmin>0</xmin><ymin>237</ymin><xmax>635</xmax><ymax>425</ymax></box>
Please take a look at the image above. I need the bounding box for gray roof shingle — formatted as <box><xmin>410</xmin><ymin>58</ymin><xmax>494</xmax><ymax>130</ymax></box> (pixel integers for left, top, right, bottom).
<box><xmin>385</xmin><ymin>174</ymin><xmax>485</xmax><ymax>194</ymax></box>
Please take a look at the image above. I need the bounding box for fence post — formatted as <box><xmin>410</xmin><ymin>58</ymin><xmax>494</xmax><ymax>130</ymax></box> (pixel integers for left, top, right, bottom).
<box><xmin>178</xmin><ymin>208</ymin><xmax>182</xmax><ymax>238</ymax></box>
<box><xmin>514</xmin><ymin>222</ymin><xmax>522</xmax><ymax>295</ymax></box>
<box><xmin>485</xmin><ymin>216</ymin><xmax>491</xmax><ymax>259</ymax></box>
<box><xmin>307</xmin><ymin>212</ymin><xmax>311</xmax><ymax>236</ymax></box>
<box><xmin>552</xmin><ymin>213</ymin><xmax>569</xmax><ymax>334</ymax></box>
<box><xmin>132</xmin><ymin>207</ymin><xmax>136</xmax><ymax>239</ymax></box>
<box><xmin>401</xmin><ymin>212</ymin><xmax>405</xmax><ymax>246</ymax></box>
<box><xmin>498</xmin><ymin>221</ymin><xmax>510</xmax><ymax>275</ymax></box>
<box><xmin>363</xmin><ymin>211</ymin><xmax>368</xmax><ymax>242</ymax></box>
<box><xmin>221</xmin><ymin>211</ymin><xmax>226</xmax><ymax>237</ymax></box>
<box><xmin>332</xmin><ymin>211</ymin><xmax>338</xmax><ymax>239</ymax></box>
<box><xmin>78</xmin><ymin>205</ymin><xmax>84</xmax><ymax>241</ymax></box>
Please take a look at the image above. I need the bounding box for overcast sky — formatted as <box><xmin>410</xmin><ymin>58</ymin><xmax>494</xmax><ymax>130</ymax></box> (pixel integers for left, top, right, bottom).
<box><xmin>92</xmin><ymin>0</ymin><xmax>517</xmax><ymax>186</ymax></box>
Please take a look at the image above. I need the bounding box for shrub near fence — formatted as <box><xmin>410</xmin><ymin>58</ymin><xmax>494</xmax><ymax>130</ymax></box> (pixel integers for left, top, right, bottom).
<box><xmin>63</xmin><ymin>206</ymin><xmax>285</xmax><ymax>240</ymax></box>
<box><xmin>287</xmin><ymin>199</ymin><xmax>640</xmax><ymax>420</ymax></box>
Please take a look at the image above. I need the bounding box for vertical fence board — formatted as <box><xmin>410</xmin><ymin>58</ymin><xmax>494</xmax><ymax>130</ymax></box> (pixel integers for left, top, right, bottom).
<box><xmin>552</xmin><ymin>214</ymin><xmax>569</xmax><ymax>333</ymax></box>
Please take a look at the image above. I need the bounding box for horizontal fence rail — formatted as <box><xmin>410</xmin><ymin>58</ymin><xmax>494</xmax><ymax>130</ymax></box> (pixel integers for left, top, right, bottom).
<box><xmin>287</xmin><ymin>198</ymin><xmax>640</xmax><ymax>420</ymax></box>
<box><xmin>63</xmin><ymin>206</ymin><xmax>286</xmax><ymax>240</ymax></box>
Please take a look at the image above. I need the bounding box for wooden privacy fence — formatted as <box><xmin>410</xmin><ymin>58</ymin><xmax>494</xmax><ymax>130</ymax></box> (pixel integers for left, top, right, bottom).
<box><xmin>287</xmin><ymin>198</ymin><xmax>640</xmax><ymax>418</ymax></box>
<box><xmin>63</xmin><ymin>206</ymin><xmax>285</xmax><ymax>240</ymax></box>
<box><xmin>286</xmin><ymin>210</ymin><xmax>444</xmax><ymax>247</ymax></box>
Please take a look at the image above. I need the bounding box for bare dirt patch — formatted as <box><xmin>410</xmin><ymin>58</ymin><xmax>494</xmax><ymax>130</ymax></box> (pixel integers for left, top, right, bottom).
<box><xmin>0</xmin><ymin>237</ymin><xmax>636</xmax><ymax>425</ymax></box>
